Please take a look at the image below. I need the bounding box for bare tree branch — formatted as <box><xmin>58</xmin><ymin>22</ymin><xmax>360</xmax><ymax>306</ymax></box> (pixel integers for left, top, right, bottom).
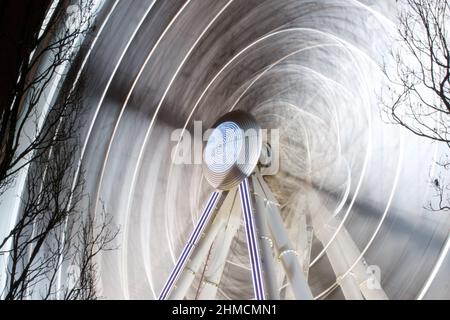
<box><xmin>0</xmin><ymin>1</ymin><xmax>119</xmax><ymax>300</ymax></box>
<box><xmin>382</xmin><ymin>0</ymin><xmax>450</xmax><ymax>212</ymax></box>
<box><xmin>0</xmin><ymin>0</ymin><xmax>95</xmax><ymax>193</ymax></box>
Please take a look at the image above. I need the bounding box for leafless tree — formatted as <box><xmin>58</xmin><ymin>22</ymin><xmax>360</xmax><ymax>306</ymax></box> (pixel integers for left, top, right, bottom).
<box><xmin>0</xmin><ymin>0</ymin><xmax>95</xmax><ymax>193</ymax></box>
<box><xmin>0</xmin><ymin>1</ymin><xmax>119</xmax><ymax>299</ymax></box>
<box><xmin>382</xmin><ymin>0</ymin><xmax>450</xmax><ymax>211</ymax></box>
<box><xmin>382</xmin><ymin>0</ymin><xmax>449</xmax><ymax>142</ymax></box>
<box><xmin>0</xmin><ymin>85</ymin><xmax>118</xmax><ymax>300</ymax></box>
<box><xmin>62</xmin><ymin>204</ymin><xmax>118</xmax><ymax>300</ymax></box>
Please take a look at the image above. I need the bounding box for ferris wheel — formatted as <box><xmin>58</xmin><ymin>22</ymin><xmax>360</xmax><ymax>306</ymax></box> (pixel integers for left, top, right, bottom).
<box><xmin>158</xmin><ymin>111</ymin><xmax>386</xmax><ymax>300</ymax></box>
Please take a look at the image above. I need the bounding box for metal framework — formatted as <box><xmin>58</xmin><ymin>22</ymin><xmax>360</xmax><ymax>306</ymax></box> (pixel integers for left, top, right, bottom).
<box><xmin>158</xmin><ymin>171</ymin><xmax>317</xmax><ymax>300</ymax></box>
<box><xmin>159</xmin><ymin>108</ymin><xmax>388</xmax><ymax>300</ymax></box>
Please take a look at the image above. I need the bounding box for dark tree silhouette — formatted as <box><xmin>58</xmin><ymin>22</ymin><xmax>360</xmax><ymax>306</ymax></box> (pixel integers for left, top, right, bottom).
<box><xmin>0</xmin><ymin>1</ymin><xmax>119</xmax><ymax>299</ymax></box>
<box><xmin>382</xmin><ymin>0</ymin><xmax>450</xmax><ymax>211</ymax></box>
<box><xmin>0</xmin><ymin>0</ymin><xmax>94</xmax><ymax>193</ymax></box>
<box><xmin>0</xmin><ymin>86</ymin><xmax>118</xmax><ymax>300</ymax></box>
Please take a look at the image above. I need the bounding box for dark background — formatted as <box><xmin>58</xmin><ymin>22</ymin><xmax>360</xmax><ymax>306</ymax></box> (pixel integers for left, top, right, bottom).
<box><xmin>0</xmin><ymin>0</ymin><xmax>51</xmax><ymax>108</ymax></box>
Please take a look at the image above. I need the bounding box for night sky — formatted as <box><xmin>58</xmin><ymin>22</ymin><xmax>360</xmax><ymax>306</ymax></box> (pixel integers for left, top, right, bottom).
<box><xmin>0</xmin><ymin>0</ymin><xmax>50</xmax><ymax>111</ymax></box>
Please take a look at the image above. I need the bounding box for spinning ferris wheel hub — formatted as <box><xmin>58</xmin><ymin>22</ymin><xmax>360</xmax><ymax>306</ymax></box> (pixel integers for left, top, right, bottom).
<box><xmin>159</xmin><ymin>111</ymin><xmax>315</xmax><ymax>301</ymax></box>
<box><xmin>159</xmin><ymin>111</ymin><xmax>386</xmax><ymax>301</ymax></box>
<box><xmin>203</xmin><ymin>110</ymin><xmax>263</xmax><ymax>190</ymax></box>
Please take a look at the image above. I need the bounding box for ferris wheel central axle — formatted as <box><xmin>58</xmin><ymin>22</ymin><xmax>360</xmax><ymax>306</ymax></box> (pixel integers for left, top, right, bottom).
<box><xmin>158</xmin><ymin>111</ymin><xmax>312</xmax><ymax>300</ymax></box>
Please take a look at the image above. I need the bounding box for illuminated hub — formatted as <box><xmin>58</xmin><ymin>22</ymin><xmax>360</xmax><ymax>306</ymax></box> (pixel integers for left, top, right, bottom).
<box><xmin>203</xmin><ymin>111</ymin><xmax>262</xmax><ymax>190</ymax></box>
<box><xmin>204</xmin><ymin>121</ymin><xmax>244</xmax><ymax>174</ymax></box>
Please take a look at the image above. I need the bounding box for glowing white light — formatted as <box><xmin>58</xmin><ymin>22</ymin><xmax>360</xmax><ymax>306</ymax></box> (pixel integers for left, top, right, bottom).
<box><xmin>204</xmin><ymin>121</ymin><xmax>243</xmax><ymax>173</ymax></box>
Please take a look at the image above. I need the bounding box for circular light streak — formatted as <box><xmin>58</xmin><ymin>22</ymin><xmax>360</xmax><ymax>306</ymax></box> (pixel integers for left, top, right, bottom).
<box><xmin>204</xmin><ymin>121</ymin><xmax>244</xmax><ymax>173</ymax></box>
<box><xmin>203</xmin><ymin>111</ymin><xmax>262</xmax><ymax>190</ymax></box>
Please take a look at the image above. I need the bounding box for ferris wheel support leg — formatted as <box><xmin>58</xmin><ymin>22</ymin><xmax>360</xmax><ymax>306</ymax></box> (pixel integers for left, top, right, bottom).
<box><xmin>253</xmin><ymin>174</ymin><xmax>313</xmax><ymax>300</ymax></box>
<box><xmin>308</xmin><ymin>188</ymin><xmax>387</xmax><ymax>300</ymax></box>
<box><xmin>197</xmin><ymin>188</ymin><xmax>241</xmax><ymax>300</ymax></box>
<box><xmin>158</xmin><ymin>191</ymin><xmax>222</xmax><ymax>300</ymax></box>
<box><xmin>239</xmin><ymin>178</ymin><xmax>266</xmax><ymax>300</ymax></box>
<box><xmin>168</xmin><ymin>216</ymin><xmax>225</xmax><ymax>299</ymax></box>
<box><xmin>251</xmin><ymin>175</ymin><xmax>281</xmax><ymax>300</ymax></box>
<box><xmin>267</xmin><ymin>206</ymin><xmax>314</xmax><ymax>299</ymax></box>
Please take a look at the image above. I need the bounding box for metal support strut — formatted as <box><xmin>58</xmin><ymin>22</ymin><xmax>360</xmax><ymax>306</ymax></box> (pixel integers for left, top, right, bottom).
<box><xmin>158</xmin><ymin>191</ymin><xmax>221</xmax><ymax>300</ymax></box>
<box><xmin>159</xmin><ymin>175</ymin><xmax>315</xmax><ymax>300</ymax></box>
<box><xmin>239</xmin><ymin>178</ymin><xmax>266</xmax><ymax>300</ymax></box>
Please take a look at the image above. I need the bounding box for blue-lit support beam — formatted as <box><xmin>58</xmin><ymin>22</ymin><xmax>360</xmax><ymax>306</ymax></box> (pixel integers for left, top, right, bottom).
<box><xmin>239</xmin><ymin>178</ymin><xmax>266</xmax><ymax>300</ymax></box>
<box><xmin>159</xmin><ymin>191</ymin><xmax>221</xmax><ymax>300</ymax></box>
